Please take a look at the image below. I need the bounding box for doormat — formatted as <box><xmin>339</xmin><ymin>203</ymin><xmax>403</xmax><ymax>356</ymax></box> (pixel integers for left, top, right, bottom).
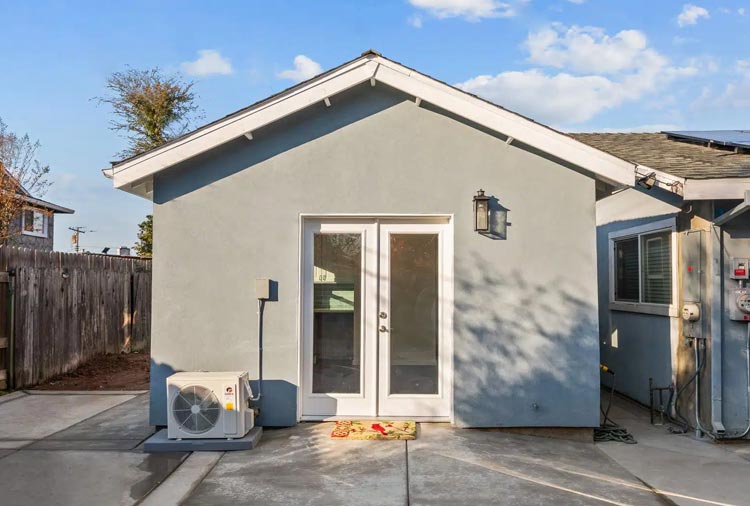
<box><xmin>330</xmin><ymin>420</ymin><xmax>416</xmax><ymax>440</ymax></box>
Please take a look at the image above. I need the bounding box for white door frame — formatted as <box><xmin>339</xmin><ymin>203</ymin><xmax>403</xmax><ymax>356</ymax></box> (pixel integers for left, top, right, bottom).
<box><xmin>298</xmin><ymin>215</ymin><xmax>454</xmax><ymax>422</ymax></box>
<box><xmin>377</xmin><ymin>221</ymin><xmax>453</xmax><ymax>418</ymax></box>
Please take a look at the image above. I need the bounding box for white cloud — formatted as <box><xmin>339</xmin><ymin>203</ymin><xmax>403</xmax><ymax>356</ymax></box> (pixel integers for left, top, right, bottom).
<box><xmin>567</xmin><ymin>0</ymin><xmax>585</xmax><ymax>3</ymax></box>
<box><xmin>456</xmin><ymin>24</ymin><xmax>698</xmax><ymax>125</ymax></box>
<box><xmin>408</xmin><ymin>13</ymin><xmax>424</xmax><ymax>28</ymax></box>
<box><xmin>739</xmin><ymin>7</ymin><xmax>746</xmax><ymax>16</ymax></box>
<box><xmin>525</xmin><ymin>25</ymin><xmax>656</xmax><ymax>74</ymax></box>
<box><xmin>408</xmin><ymin>0</ymin><xmax>526</xmax><ymax>21</ymax></box>
<box><xmin>677</xmin><ymin>4</ymin><xmax>709</xmax><ymax>27</ymax></box>
<box><xmin>277</xmin><ymin>55</ymin><xmax>323</xmax><ymax>82</ymax></box>
<box><xmin>180</xmin><ymin>49</ymin><xmax>233</xmax><ymax>77</ymax></box>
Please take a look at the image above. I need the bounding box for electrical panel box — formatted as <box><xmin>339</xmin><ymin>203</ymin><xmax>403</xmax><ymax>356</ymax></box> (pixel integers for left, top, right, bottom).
<box><xmin>730</xmin><ymin>288</ymin><xmax>750</xmax><ymax>321</ymax></box>
<box><xmin>681</xmin><ymin>230</ymin><xmax>705</xmax><ymax>338</ymax></box>
<box><xmin>255</xmin><ymin>278</ymin><xmax>271</xmax><ymax>300</ymax></box>
<box><xmin>730</xmin><ymin>258</ymin><xmax>750</xmax><ymax>280</ymax></box>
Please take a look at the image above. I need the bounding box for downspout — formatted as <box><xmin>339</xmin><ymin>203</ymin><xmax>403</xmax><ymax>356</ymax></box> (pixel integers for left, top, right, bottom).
<box><xmin>709</xmin><ymin>223</ymin><xmax>726</xmax><ymax>435</ymax></box>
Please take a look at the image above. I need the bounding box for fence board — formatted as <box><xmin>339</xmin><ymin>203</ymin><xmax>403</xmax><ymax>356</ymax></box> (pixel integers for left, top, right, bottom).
<box><xmin>0</xmin><ymin>246</ymin><xmax>152</xmax><ymax>389</ymax></box>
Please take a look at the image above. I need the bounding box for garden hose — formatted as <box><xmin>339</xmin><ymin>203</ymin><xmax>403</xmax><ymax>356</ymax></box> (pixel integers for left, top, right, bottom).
<box><xmin>595</xmin><ymin>365</ymin><xmax>637</xmax><ymax>444</ymax></box>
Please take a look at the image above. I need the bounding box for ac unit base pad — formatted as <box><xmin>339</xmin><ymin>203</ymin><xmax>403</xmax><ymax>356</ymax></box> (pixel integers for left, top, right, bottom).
<box><xmin>144</xmin><ymin>426</ymin><xmax>263</xmax><ymax>453</ymax></box>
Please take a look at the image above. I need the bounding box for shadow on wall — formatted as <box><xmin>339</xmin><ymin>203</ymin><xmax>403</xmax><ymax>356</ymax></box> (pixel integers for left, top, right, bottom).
<box><xmin>154</xmin><ymin>83</ymin><xmax>409</xmax><ymax>203</ymax></box>
<box><xmin>149</xmin><ymin>359</ymin><xmax>298</xmax><ymax>427</ymax></box>
<box><xmin>480</xmin><ymin>196</ymin><xmax>511</xmax><ymax>241</ymax></box>
<box><xmin>453</xmin><ymin>254</ymin><xmax>599</xmax><ymax>427</ymax></box>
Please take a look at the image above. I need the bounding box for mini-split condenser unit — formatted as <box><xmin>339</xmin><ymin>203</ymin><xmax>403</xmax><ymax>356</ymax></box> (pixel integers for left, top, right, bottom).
<box><xmin>167</xmin><ymin>372</ymin><xmax>255</xmax><ymax>439</ymax></box>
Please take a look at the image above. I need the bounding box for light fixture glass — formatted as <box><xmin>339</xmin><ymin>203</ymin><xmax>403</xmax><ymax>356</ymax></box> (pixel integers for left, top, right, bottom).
<box><xmin>473</xmin><ymin>189</ymin><xmax>490</xmax><ymax>233</ymax></box>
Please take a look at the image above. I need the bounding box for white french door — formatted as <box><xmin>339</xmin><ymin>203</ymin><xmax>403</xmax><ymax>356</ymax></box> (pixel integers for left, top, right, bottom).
<box><xmin>300</xmin><ymin>218</ymin><xmax>452</xmax><ymax>420</ymax></box>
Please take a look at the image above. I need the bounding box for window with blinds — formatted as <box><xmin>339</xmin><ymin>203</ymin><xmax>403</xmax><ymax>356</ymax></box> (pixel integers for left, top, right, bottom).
<box><xmin>641</xmin><ymin>232</ymin><xmax>671</xmax><ymax>304</ymax></box>
<box><xmin>613</xmin><ymin>229</ymin><xmax>672</xmax><ymax>305</ymax></box>
<box><xmin>614</xmin><ymin>238</ymin><xmax>639</xmax><ymax>302</ymax></box>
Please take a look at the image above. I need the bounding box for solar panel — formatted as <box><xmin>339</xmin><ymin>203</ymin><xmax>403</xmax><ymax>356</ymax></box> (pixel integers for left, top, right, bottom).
<box><xmin>662</xmin><ymin>130</ymin><xmax>750</xmax><ymax>148</ymax></box>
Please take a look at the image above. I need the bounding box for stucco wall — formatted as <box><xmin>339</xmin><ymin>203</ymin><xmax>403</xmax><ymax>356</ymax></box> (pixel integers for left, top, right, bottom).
<box><xmin>596</xmin><ymin>188</ymin><xmax>681</xmax><ymax>405</ymax></box>
<box><xmin>150</xmin><ymin>83</ymin><xmax>601</xmax><ymax>428</ymax></box>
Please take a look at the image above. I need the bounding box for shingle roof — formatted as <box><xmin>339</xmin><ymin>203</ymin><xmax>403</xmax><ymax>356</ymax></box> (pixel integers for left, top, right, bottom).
<box><xmin>570</xmin><ymin>132</ymin><xmax>750</xmax><ymax>180</ymax></box>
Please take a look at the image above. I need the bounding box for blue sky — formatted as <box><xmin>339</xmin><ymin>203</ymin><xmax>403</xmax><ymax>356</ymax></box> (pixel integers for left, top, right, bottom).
<box><xmin>0</xmin><ymin>0</ymin><xmax>748</xmax><ymax>250</ymax></box>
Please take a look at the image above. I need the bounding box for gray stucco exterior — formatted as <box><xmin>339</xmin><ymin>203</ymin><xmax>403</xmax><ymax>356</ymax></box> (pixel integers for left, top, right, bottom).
<box><xmin>596</xmin><ymin>188</ymin><xmax>682</xmax><ymax>405</ymax></box>
<box><xmin>149</xmin><ymin>83</ymin><xmax>601</xmax><ymax>428</ymax></box>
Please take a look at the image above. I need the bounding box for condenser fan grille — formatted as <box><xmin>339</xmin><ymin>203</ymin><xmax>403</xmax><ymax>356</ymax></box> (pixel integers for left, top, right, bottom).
<box><xmin>172</xmin><ymin>385</ymin><xmax>221</xmax><ymax>434</ymax></box>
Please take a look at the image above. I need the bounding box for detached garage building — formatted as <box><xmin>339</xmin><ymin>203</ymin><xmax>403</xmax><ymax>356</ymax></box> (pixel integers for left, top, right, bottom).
<box><xmin>105</xmin><ymin>51</ymin><xmax>637</xmax><ymax>428</ymax></box>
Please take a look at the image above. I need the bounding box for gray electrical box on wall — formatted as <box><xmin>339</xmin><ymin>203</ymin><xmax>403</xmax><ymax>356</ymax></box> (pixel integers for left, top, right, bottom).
<box><xmin>256</xmin><ymin>278</ymin><xmax>271</xmax><ymax>300</ymax></box>
<box><xmin>681</xmin><ymin>230</ymin><xmax>705</xmax><ymax>338</ymax></box>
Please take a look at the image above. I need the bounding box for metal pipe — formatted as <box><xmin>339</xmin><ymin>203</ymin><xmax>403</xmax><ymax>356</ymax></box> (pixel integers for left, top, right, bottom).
<box><xmin>694</xmin><ymin>338</ymin><xmax>717</xmax><ymax>439</ymax></box>
<box><xmin>709</xmin><ymin>224</ymin><xmax>726</xmax><ymax>434</ymax></box>
<box><xmin>249</xmin><ymin>299</ymin><xmax>264</xmax><ymax>402</ymax></box>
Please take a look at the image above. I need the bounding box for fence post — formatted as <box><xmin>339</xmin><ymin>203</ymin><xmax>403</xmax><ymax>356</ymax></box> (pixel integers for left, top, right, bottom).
<box><xmin>0</xmin><ymin>271</ymin><xmax>12</xmax><ymax>390</ymax></box>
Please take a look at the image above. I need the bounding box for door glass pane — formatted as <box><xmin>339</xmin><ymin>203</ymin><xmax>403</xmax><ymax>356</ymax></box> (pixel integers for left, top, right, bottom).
<box><xmin>313</xmin><ymin>234</ymin><xmax>361</xmax><ymax>394</ymax></box>
<box><xmin>390</xmin><ymin>234</ymin><xmax>438</xmax><ymax>394</ymax></box>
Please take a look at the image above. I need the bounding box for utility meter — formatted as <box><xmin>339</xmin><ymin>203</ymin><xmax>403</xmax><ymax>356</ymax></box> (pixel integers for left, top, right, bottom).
<box><xmin>730</xmin><ymin>288</ymin><xmax>750</xmax><ymax>321</ymax></box>
<box><xmin>682</xmin><ymin>303</ymin><xmax>700</xmax><ymax>322</ymax></box>
<box><xmin>731</xmin><ymin>258</ymin><xmax>750</xmax><ymax>280</ymax></box>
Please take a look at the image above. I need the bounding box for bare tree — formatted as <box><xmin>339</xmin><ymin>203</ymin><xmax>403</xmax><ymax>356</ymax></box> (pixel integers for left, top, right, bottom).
<box><xmin>0</xmin><ymin>117</ymin><xmax>51</xmax><ymax>242</ymax></box>
<box><xmin>97</xmin><ymin>68</ymin><xmax>201</xmax><ymax>158</ymax></box>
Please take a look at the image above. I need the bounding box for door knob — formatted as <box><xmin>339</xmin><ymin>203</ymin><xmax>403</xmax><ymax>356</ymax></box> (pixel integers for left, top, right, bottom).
<box><xmin>379</xmin><ymin>325</ymin><xmax>389</xmax><ymax>333</ymax></box>
<box><xmin>379</xmin><ymin>312</ymin><xmax>387</xmax><ymax>319</ymax></box>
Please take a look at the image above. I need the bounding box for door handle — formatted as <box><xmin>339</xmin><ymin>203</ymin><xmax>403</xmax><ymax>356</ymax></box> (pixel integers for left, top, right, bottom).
<box><xmin>379</xmin><ymin>325</ymin><xmax>389</xmax><ymax>333</ymax></box>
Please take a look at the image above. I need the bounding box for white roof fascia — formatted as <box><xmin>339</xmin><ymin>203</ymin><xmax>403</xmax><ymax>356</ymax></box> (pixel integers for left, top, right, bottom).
<box><xmin>683</xmin><ymin>178</ymin><xmax>750</xmax><ymax>200</ymax></box>
<box><xmin>109</xmin><ymin>54</ymin><xmax>637</xmax><ymax>193</ymax></box>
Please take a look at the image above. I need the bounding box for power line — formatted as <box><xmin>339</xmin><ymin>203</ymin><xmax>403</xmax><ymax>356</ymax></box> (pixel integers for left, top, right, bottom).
<box><xmin>68</xmin><ymin>226</ymin><xmax>95</xmax><ymax>253</ymax></box>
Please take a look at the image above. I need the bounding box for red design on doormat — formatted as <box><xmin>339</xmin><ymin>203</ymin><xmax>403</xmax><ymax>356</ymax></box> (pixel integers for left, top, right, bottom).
<box><xmin>371</xmin><ymin>423</ymin><xmax>388</xmax><ymax>436</ymax></box>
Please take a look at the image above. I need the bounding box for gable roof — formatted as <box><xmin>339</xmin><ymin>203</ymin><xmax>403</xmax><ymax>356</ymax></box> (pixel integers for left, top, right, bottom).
<box><xmin>571</xmin><ymin>133</ymin><xmax>750</xmax><ymax>180</ymax></box>
<box><xmin>105</xmin><ymin>50</ymin><xmax>638</xmax><ymax>199</ymax></box>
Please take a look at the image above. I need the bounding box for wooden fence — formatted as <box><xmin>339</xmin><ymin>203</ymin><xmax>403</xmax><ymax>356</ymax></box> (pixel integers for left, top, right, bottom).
<box><xmin>0</xmin><ymin>246</ymin><xmax>151</xmax><ymax>389</ymax></box>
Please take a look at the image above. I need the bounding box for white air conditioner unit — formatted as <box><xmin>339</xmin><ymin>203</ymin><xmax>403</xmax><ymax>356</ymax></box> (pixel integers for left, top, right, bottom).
<box><xmin>167</xmin><ymin>372</ymin><xmax>254</xmax><ymax>440</ymax></box>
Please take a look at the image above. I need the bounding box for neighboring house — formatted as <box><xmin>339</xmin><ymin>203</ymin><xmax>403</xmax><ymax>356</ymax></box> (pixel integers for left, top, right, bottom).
<box><xmin>572</xmin><ymin>131</ymin><xmax>750</xmax><ymax>439</ymax></box>
<box><xmin>105</xmin><ymin>51</ymin><xmax>642</xmax><ymax>429</ymax></box>
<box><xmin>8</xmin><ymin>194</ymin><xmax>74</xmax><ymax>251</ymax></box>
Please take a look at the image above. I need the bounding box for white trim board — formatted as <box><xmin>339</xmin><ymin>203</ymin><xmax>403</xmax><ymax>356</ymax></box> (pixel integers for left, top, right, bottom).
<box><xmin>683</xmin><ymin>178</ymin><xmax>750</xmax><ymax>200</ymax></box>
<box><xmin>106</xmin><ymin>52</ymin><xmax>637</xmax><ymax>199</ymax></box>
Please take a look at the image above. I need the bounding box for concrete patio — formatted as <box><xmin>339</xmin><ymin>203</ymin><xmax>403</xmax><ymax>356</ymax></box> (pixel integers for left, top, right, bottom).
<box><xmin>0</xmin><ymin>389</ymin><xmax>748</xmax><ymax>505</ymax></box>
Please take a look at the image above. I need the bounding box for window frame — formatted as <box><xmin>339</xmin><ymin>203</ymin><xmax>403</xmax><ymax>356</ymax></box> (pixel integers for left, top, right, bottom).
<box><xmin>21</xmin><ymin>208</ymin><xmax>48</xmax><ymax>238</ymax></box>
<box><xmin>608</xmin><ymin>218</ymin><xmax>678</xmax><ymax>317</ymax></box>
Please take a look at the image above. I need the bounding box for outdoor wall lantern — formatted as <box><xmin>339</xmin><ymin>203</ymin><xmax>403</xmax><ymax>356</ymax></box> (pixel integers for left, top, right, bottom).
<box><xmin>473</xmin><ymin>189</ymin><xmax>490</xmax><ymax>233</ymax></box>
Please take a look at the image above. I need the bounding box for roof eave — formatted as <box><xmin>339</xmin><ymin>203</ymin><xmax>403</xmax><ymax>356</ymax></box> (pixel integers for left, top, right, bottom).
<box><xmin>106</xmin><ymin>52</ymin><xmax>637</xmax><ymax>195</ymax></box>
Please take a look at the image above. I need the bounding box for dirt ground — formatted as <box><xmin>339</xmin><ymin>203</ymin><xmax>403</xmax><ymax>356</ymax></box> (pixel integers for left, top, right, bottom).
<box><xmin>33</xmin><ymin>352</ymin><xmax>150</xmax><ymax>391</ymax></box>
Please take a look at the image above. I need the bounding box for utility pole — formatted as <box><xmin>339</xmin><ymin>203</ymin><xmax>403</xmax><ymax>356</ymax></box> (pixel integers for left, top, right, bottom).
<box><xmin>69</xmin><ymin>226</ymin><xmax>88</xmax><ymax>253</ymax></box>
